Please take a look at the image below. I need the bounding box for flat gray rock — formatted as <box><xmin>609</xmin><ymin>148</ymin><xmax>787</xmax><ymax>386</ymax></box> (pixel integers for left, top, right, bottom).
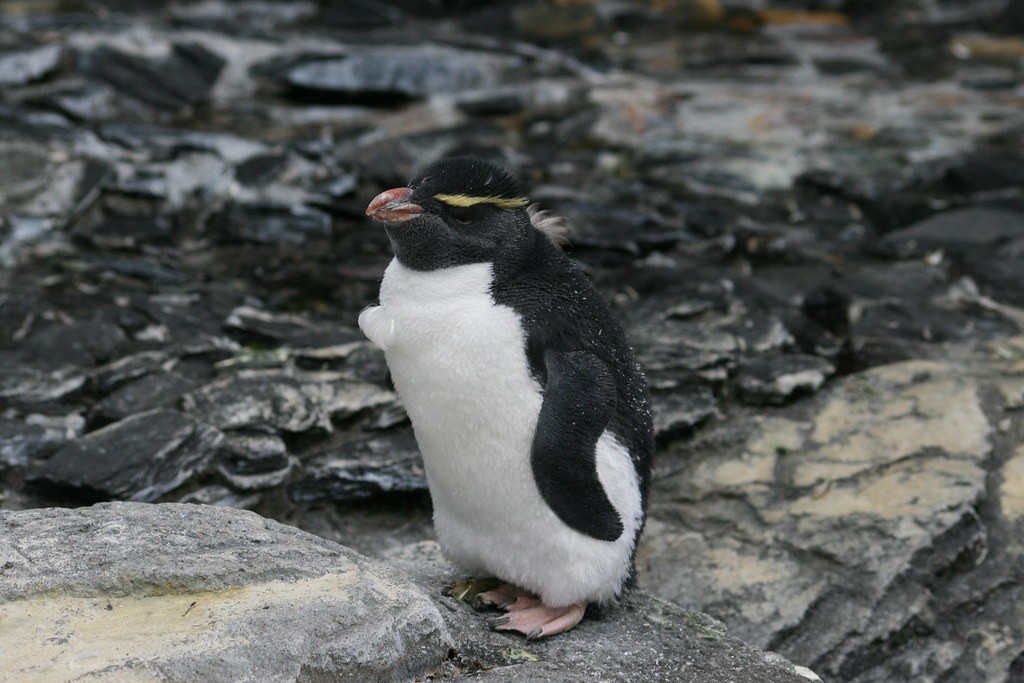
<box><xmin>0</xmin><ymin>503</ymin><xmax>451</xmax><ymax>682</ymax></box>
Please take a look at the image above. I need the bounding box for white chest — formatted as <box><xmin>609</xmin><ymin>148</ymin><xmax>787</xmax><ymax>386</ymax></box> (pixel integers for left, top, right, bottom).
<box><xmin>358</xmin><ymin>260</ymin><xmax>543</xmax><ymax>521</ymax></box>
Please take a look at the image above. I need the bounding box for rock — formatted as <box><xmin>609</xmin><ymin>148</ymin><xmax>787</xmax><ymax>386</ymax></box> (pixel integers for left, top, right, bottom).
<box><xmin>216</xmin><ymin>431</ymin><xmax>292</xmax><ymax>491</ymax></box>
<box><xmin>383</xmin><ymin>540</ymin><xmax>817</xmax><ymax>683</ymax></box>
<box><xmin>876</xmin><ymin>206</ymin><xmax>1024</xmax><ymax>259</ymax></box>
<box><xmin>79</xmin><ymin>42</ymin><xmax>225</xmax><ymax>113</ymax></box>
<box><xmin>0</xmin><ymin>43</ymin><xmax>62</xmax><ymax>88</ymax></box>
<box><xmin>283</xmin><ymin>47</ymin><xmax>517</xmax><ymax>101</ymax></box>
<box><xmin>735</xmin><ymin>354</ymin><xmax>835</xmax><ymax>405</ymax></box>
<box><xmin>943</xmin><ymin>153</ymin><xmax>1024</xmax><ymax>195</ymax></box>
<box><xmin>181</xmin><ymin>370</ymin><xmax>393</xmax><ymax>434</ymax></box>
<box><xmin>0</xmin><ymin>285</ymin><xmax>36</xmax><ymax>348</ymax></box>
<box><xmin>0</xmin><ymin>503</ymin><xmax>451</xmax><ymax>682</ymax></box>
<box><xmin>91</xmin><ymin>370</ymin><xmax>197</xmax><ymax>423</ymax></box>
<box><xmin>90</xmin><ymin>350</ymin><xmax>174</xmax><ymax>393</ymax></box>
<box><xmin>651</xmin><ymin>385</ymin><xmax>717</xmax><ymax>441</ymax></box>
<box><xmin>28</xmin><ymin>409</ymin><xmax>222</xmax><ymax>502</ymax></box>
<box><xmin>24</xmin><ymin>82</ymin><xmax>121</xmax><ymax>122</ymax></box>
<box><xmin>289</xmin><ymin>431</ymin><xmax>427</xmax><ymax>503</ymax></box>
<box><xmin>207</xmin><ymin>202</ymin><xmax>332</xmax><ymax>245</ymax></box>
<box><xmin>0</xmin><ymin>356</ymin><xmax>86</xmax><ymax>409</ymax></box>
<box><xmin>72</xmin><ymin>213</ymin><xmax>174</xmax><ymax>250</ymax></box>
<box><xmin>642</xmin><ymin>341</ymin><xmax>1024</xmax><ymax>682</ymax></box>
<box><xmin>21</xmin><ymin>317</ymin><xmax>131</xmax><ymax>369</ymax></box>
<box><xmin>223</xmin><ymin>305</ymin><xmax>364</xmax><ymax>352</ymax></box>
<box><xmin>0</xmin><ymin>418</ymin><xmax>62</xmax><ymax>467</ymax></box>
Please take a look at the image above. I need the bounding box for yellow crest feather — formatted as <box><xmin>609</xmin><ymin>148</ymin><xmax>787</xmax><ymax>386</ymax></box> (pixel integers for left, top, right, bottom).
<box><xmin>434</xmin><ymin>193</ymin><xmax>529</xmax><ymax>209</ymax></box>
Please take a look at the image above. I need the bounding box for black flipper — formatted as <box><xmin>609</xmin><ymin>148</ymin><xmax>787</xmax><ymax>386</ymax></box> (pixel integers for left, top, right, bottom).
<box><xmin>531</xmin><ymin>349</ymin><xmax>624</xmax><ymax>543</ymax></box>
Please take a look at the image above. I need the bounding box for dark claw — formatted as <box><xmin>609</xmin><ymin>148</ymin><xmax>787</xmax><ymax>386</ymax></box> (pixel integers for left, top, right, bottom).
<box><xmin>489</xmin><ymin>615</ymin><xmax>511</xmax><ymax>628</ymax></box>
<box><xmin>525</xmin><ymin>627</ymin><xmax>544</xmax><ymax>640</ymax></box>
<box><xmin>498</xmin><ymin>598</ymin><xmax>517</xmax><ymax>610</ymax></box>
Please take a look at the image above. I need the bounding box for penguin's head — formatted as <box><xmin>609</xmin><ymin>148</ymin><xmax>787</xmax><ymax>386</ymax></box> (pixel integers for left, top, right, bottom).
<box><xmin>366</xmin><ymin>157</ymin><xmax>559</xmax><ymax>271</ymax></box>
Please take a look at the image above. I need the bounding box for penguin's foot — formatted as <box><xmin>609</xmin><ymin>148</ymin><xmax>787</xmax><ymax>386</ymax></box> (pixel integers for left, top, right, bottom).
<box><xmin>474</xmin><ymin>583</ymin><xmax>538</xmax><ymax>610</ymax></box>
<box><xmin>443</xmin><ymin>577</ymin><xmax>502</xmax><ymax>607</ymax></box>
<box><xmin>489</xmin><ymin>601</ymin><xmax>586</xmax><ymax>639</ymax></box>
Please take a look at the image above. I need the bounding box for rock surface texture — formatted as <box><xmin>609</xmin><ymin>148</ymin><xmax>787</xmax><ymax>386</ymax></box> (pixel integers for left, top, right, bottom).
<box><xmin>2</xmin><ymin>0</ymin><xmax>1024</xmax><ymax>681</ymax></box>
<box><xmin>0</xmin><ymin>502</ymin><xmax>814</xmax><ymax>682</ymax></box>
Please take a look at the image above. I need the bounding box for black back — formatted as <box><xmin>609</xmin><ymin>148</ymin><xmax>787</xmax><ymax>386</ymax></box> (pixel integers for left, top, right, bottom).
<box><xmin>490</xmin><ymin>229</ymin><xmax>655</xmax><ymax>546</ymax></box>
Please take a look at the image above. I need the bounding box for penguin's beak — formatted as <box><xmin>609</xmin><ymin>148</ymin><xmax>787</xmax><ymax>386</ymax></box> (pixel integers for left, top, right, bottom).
<box><xmin>366</xmin><ymin>187</ymin><xmax>423</xmax><ymax>223</ymax></box>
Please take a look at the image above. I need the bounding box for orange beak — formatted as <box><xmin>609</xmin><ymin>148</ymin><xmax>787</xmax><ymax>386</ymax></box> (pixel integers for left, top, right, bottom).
<box><xmin>366</xmin><ymin>187</ymin><xmax>423</xmax><ymax>223</ymax></box>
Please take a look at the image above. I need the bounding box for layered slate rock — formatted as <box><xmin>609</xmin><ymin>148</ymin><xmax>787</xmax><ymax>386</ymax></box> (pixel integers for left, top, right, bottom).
<box><xmin>289</xmin><ymin>431</ymin><xmax>427</xmax><ymax>503</ymax></box>
<box><xmin>640</xmin><ymin>338</ymin><xmax>1024</xmax><ymax>683</ymax></box>
<box><xmin>0</xmin><ymin>503</ymin><xmax>451</xmax><ymax>682</ymax></box>
<box><xmin>28</xmin><ymin>410</ymin><xmax>222</xmax><ymax>502</ymax></box>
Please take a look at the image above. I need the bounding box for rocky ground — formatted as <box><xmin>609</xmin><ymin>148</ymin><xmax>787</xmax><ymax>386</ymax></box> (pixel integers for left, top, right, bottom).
<box><xmin>1</xmin><ymin>0</ymin><xmax>1023</xmax><ymax>681</ymax></box>
<box><xmin>0</xmin><ymin>503</ymin><xmax>816</xmax><ymax>682</ymax></box>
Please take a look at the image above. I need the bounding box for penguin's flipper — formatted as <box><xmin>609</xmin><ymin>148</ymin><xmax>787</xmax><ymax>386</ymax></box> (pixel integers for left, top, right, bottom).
<box><xmin>531</xmin><ymin>349</ymin><xmax>624</xmax><ymax>542</ymax></box>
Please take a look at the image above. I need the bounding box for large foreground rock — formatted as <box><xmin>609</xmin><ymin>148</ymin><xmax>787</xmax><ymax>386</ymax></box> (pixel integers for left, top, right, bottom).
<box><xmin>0</xmin><ymin>503</ymin><xmax>816</xmax><ymax>682</ymax></box>
<box><xmin>0</xmin><ymin>503</ymin><xmax>449</xmax><ymax>682</ymax></box>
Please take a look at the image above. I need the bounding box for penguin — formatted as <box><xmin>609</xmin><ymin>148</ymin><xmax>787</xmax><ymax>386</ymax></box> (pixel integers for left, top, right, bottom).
<box><xmin>358</xmin><ymin>157</ymin><xmax>654</xmax><ymax>638</ymax></box>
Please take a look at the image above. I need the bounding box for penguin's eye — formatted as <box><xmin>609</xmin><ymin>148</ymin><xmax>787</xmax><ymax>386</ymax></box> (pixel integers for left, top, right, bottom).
<box><xmin>447</xmin><ymin>206</ymin><xmax>476</xmax><ymax>225</ymax></box>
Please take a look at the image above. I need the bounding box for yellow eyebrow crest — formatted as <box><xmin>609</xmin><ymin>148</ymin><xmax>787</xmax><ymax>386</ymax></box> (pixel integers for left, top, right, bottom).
<box><xmin>434</xmin><ymin>193</ymin><xmax>529</xmax><ymax>209</ymax></box>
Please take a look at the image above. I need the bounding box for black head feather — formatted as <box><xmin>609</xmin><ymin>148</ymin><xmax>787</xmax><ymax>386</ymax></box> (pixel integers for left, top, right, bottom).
<box><xmin>409</xmin><ymin>156</ymin><xmax>526</xmax><ymax>204</ymax></box>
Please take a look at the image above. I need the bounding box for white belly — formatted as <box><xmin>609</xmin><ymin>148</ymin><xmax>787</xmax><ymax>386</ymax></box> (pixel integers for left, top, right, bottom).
<box><xmin>358</xmin><ymin>259</ymin><xmax>641</xmax><ymax>606</ymax></box>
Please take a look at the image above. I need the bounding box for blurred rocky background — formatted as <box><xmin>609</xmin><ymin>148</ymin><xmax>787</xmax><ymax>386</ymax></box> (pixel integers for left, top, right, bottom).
<box><xmin>1</xmin><ymin>0</ymin><xmax>1023</xmax><ymax>680</ymax></box>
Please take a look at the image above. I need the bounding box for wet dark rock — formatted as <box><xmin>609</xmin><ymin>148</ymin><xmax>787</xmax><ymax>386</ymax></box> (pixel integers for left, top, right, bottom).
<box><xmin>181</xmin><ymin>370</ymin><xmax>392</xmax><ymax>434</ymax></box>
<box><xmin>313</xmin><ymin>0</ymin><xmax>404</xmax><ymax>28</ymax></box>
<box><xmin>216</xmin><ymin>431</ymin><xmax>292</xmax><ymax>491</ymax></box>
<box><xmin>0</xmin><ymin>356</ymin><xmax>86</xmax><ymax>409</ymax></box>
<box><xmin>282</xmin><ymin>48</ymin><xmax>517</xmax><ymax>102</ymax></box>
<box><xmin>182</xmin><ymin>372</ymin><xmax>333</xmax><ymax>434</ymax></box>
<box><xmin>343</xmin><ymin>345</ymin><xmax>391</xmax><ymax>386</ymax></box>
<box><xmin>207</xmin><ymin>202</ymin><xmax>331</xmax><ymax>245</ymax></box>
<box><xmin>0</xmin><ymin>287</ymin><xmax>37</xmax><ymax>349</ymax></box>
<box><xmin>724</xmin><ymin>312</ymin><xmax>793</xmax><ymax>354</ymax></box>
<box><xmin>223</xmin><ymin>305</ymin><xmax>364</xmax><ymax>352</ymax></box>
<box><xmin>24</xmin><ymin>82</ymin><xmax>121</xmax><ymax>122</ymax></box>
<box><xmin>311</xmin><ymin>171</ymin><xmax>359</xmax><ymax>201</ymax></box>
<box><xmin>90</xmin><ymin>350</ymin><xmax>172</xmax><ymax>393</ymax></box>
<box><xmin>28</xmin><ymin>409</ymin><xmax>222</xmax><ymax>502</ymax></box>
<box><xmin>876</xmin><ymin>205</ymin><xmax>1024</xmax><ymax>259</ymax></box>
<box><xmin>0</xmin><ymin>418</ymin><xmax>62</xmax><ymax>467</ymax></box>
<box><xmin>801</xmin><ymin>286</ymin><xmax>852</xmax><ymax>336</ymax></box>
<box><xmin>21</xmin><ymin>317</ymin><xmax>130</xmax><ymax>369</ymax></box>
<box><xmin>0</xmin><ymin>143</ymin><xmax>51</xmax><ymax>202</ymax></box>
<box><xmin>961</xmin><ymin>250</ymin><xmax>1024</xmax><ymax>307</ymax></box>
<box><xmin>943</xmin><ymin>153</ymin><xmax>1024</xmax><ymax>195</ymax></box>
<box><xmin>540</xmin><ymin>197</ymin><xmax>690</xmax><ymax>253</ymax></box>
<box><xmin>234</xmin><ymin>153</ymin><xmax>288</xmax><ymax>186</ymax></box>
<box><xmin>96</xmin><ymin>123</ymin><xmax>263</xmax><ymax>161</ymax></box>
<box><xmin>0</xmin><ymin>43</ymin><xmax>62</xmax><ymax>87</ymax></box>
<box><xmin>651</xmin><ymin>385</ymin><xmax>717</xmax><ymax>441</ymax></box>
<box><xmin>735</xmin><ymin>354</ymin><xmax>835</xmax><ymax>405</ymax></box>
<box><xmin>849</xmin><ymin>301</ymin><xmax>1018</xmax><ymax>368</ymax></box>
<box><xmin>90</xmin><ymin>370</ymin><xmax>197</xmax><ymax>423</ymax></box>
<box><xmin>78</xmin><ymin>42</ymin><xmax>225</xmax><ymax>113</ymax></box>
<box><xmin>289</xmin><ymin>431</ymin><xmax>427</xmax><ymax>503</ymax></box>
<box><xmin>71</xmin><ymin>213</ymin><xmax>173</xmax><ymax>250</ymax></box>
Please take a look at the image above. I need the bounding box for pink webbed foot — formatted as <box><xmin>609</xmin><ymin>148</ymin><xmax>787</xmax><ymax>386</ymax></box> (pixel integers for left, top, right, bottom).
<box><xmin>490</xmin><ymin>600</ymin><xmax>587</xmax><ymax>639</ymax></box>
<box><xmin>474</xmin><ymin>583</ymin><xmax>540</xmax><ymax>611</ymax></box>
